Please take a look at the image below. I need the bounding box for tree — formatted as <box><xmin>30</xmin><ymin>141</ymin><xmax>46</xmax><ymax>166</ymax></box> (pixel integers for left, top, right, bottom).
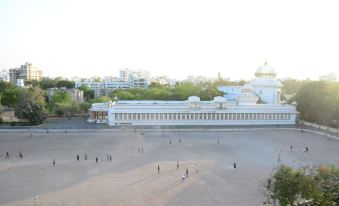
<box><xmin>295</xmin><ymin>81</ymin><xmax>339</xmax><ymax>126</ymax></box>
<box><xmin>0</xmin><ymin>81</ymin><xmax>20</xmax><ymax>107</ymax></box>
<box><xmin>78</xmin><ymin>85</ymin><xmax>94</xmax><ymax>100</ymax></box>
<box><xmin>264</xmin><ymin>165</ymin><xmax>339</xmax><ymax>205</ymax></box>
<box><xmin>88</xmin><ymin>96</ymin><xmax>111</xmax><ymax>103</ymax></box>
<box><xmin>14</xmin><ymin>87</ymin><xmax>47</xmax><ymax>125</ymax></box>
<box><xmin>15</xmin><ymin>102</ymin><xmax>47</xmax><ymax>125</ymax></box>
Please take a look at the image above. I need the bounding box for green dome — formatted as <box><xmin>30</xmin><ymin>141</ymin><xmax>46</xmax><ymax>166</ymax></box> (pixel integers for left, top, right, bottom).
<box><xmin>255</xmin><ymin>61</ymin><xmax>276</xmax><ymax>78</ymax></box>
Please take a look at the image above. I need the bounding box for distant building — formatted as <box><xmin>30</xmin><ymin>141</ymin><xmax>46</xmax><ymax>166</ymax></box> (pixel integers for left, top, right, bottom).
<box><xmin>75</xmin><ymin>68</ymin><xmax>150</xmax><ymax>92</ymax></box>
<box><xmin>186</xmin><ymin>75</ymin><xmax>214</xmax><ymax>84</ymax></box>
<box><xmin>47</xmin><ymin>87</ymin><xmax>84</xmax><ymax>103</ymax></box>
<box><xmin>9</xmin><ymin>62</ymin><xmax>43</xmax><ymax>83</ymax></box>
<box><xmin>151</xmin><ymin>76</ymin><xmax>177</xmax><ymax>86</ymax></box>
<box><xmin>119</xmin><ymin>68</ymin><xmax>150</xmax><ymax>81</ymax></box>
<box><xmin>319</xmin><ymin>72</ymin><xmax>337</xmax><ymax>82</ymax></box>
<box><xmin>0</xmin><ymin>69</ymin><xmax>9</xmax><ymax>82</ymax></box>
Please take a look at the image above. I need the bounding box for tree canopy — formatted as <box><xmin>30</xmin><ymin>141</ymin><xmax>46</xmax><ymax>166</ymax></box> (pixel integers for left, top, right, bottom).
<box><xmin>264</xmin><ymin>165</ymin><xmax>339</xmax><ymax>206</ymax></box>
<box><xmin>296</xmin><ymin>81</ymin><xmax>339</xmax><ymax>126</ymax></box>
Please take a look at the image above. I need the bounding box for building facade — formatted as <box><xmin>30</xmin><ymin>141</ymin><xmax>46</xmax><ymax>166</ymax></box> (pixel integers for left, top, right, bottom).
<box><xmin>88</xmin><ymin>63</ymin><xmax>297</xmax><ymax>126</ymax></box>
<box><xmin>9</xmin><ymin>62</ymin><xmax>43</xmax><ymax>83</ymax></box>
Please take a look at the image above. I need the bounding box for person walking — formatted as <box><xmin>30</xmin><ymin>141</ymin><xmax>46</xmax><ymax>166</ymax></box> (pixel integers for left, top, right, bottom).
<box><xmin>303</xmin><ymin>148</ymin><xmax>307</xmax><ymax>160</ymax></box>
<box><xmin>195</xmin><ymin>163</ymin><xmax>198</xmax><ymax>174</ymax></box>
<box><xmin>109</xmin><ymin>155</ymin><xmax>112</xmax><ymax>161</ymax></box>
<box><xmin>170</xmin><ymin>140</ymin><xmax>172</xmax><ymax>144</ymax></box>
<box><xmin>53</xmin><ymin>159</ymin><xmax>56</xmax><ymax>166</ymax></box>
<box><xmin>76</xmin><ymin>155</ymin><xmax>80</xmax><ymax>161</ymax></box>
<box><xmin>186</xmin><ymin>168</ymin><xmax>188</xmax><ymax>177</ymax></box>
<box><xmin>290</xmin><ymin>145</ymin><xmax>293</xmax><ymax>152</ymax></box>
<box><xmin>84</xmin><ymin>153</ymin><xmax>87</xmax><ymax>160</ymax></box>
<box><xmin>6</xmin><ymin>152</ymin><xmax>9</xmax><ymax>159</ymax></box>
<box><xmin>233</xmin><ymin>162</ymin><xmax>237</xmax><ymax>169</ymax></box>
<box><xmin>305</xmin><ymin>146</ymin><xmax>309</xmax><ymax>153</ymax></box>
<box><xmin>19</xmin><ymin>151</ymin><xmax>23</xmax><ymax>159</ymax></box>
<box><xmin>177</xmin><ymin>161</ymin><xmax>179</xmax><ymax>170</ymax></box>
<box><xmin>158</xmin><ymin>165</ymin><xmax>160</xmax><ymax>174</ymax></box>
<box><xmin>96</xmin><ymin>157</ymin><xmax>98</xmax><ymax>163</ymax></box>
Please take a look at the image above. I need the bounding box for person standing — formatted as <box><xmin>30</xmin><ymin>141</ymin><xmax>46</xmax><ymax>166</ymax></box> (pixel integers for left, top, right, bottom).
<box><xmin>96</xmin><ymin>157</ymin><xmax>98</xmax><ymax>163</ymax></box>
<box><xmin>177</xmin><ymin>161</ymin><xmax>179</xmax><ymax>170</ymax></box>
<box><xmin>109</xmin><ymin>155</ymin><xmax>112</xmax><ymax>161</ymax></box>
<box><xmin>290</xmin><ymin>145</ymin><xmax>293</xmax><ymax>152</ymax></box>
<box><xmin>76</xmin><ymin>155</ymin><xmax>80</xmax><ymax>161</ymax></box>
<box><xmin>233</xmin><ymin>162</ymin><xmax>237</xmax><ymax>169</ymax></box>
<box><xmin>19</xmin><ymin>151</ymin><xmax>23</xmax><ymax>159</ymax></box>
<box><xmin>186</xmin><ymin>168</ymin><xmax>188</xmax><ymax>177</ymax></box>
<box><xmin>53</xmin><ymin>159</ymin><xmax>56</xmax><ymax>166</ymax></box>
<box><xmin>84</xmin><ymin>153</ymin><xmax>87</xmax><ymax>160</ymax></box>
<box><xmin>158</xmin><ymin>165</ymin><xmax>160</xmax><ymax>174</ymax></box>
<box><xmin>6</xmin><ymin>152</ymin><xmax>9</xmax><ymax>159</ymax></box>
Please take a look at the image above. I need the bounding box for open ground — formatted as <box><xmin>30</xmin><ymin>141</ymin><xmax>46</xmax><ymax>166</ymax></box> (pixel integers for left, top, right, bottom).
<box><xmin>0</xmin><ymin>128</ymin><xmax>339</xmax><ymax>206</ymax></box>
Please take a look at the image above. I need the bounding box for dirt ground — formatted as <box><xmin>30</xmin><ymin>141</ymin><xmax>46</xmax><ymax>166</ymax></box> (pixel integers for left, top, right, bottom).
<box><xmin>0</xmin><ymin>129</ymin><xmax>339</xmax><ymax>206</ymax></box>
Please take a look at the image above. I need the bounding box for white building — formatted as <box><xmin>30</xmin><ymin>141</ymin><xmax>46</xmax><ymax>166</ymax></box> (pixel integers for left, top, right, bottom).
<box><xmin>88</xmin><ymin>63</ymin><xmax>297</xmax><ymax>126</ymax></box>
<box><xmin>219</xmin><ymin>62</ymin><xmax>281</xmax><ymax>104</ymax></box>
<box><xmin>0</xmin><ymin>69</ymin><xmax>9</xmax><ymax>82</ymax></box>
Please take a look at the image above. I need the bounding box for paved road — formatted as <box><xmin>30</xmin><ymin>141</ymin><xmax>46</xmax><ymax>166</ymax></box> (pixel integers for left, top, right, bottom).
<box><xmin>0</xmin><ymin>129</ymin><xmax>338</xmax><ymax>206</ymax></box>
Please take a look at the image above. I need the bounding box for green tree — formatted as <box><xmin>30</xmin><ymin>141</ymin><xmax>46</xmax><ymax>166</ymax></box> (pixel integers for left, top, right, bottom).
<box><xmin>14</xmin><ymin>87</ymin><xmax>47</xmax><ymax>125</ymax></box>
<box><xmin>264</xmin><ymin>165</ymin><xmax>339</xmax><ymax>205</ymax></box>
<box><xmin>15</xmin><ymin>102</ymin><xmax>47</xmax><ymax>125</ymax></box>
<box><xmin>88</xmin><ymin>96</ymin><xmax>111</xmax><ymax>103</ymax></box>
<box><xmin>78</xmin><ymin>85</ymin><xmax>94</xmax><ymax>100</ymax></box>
<box><xmin>295</xmin><ymin>81</ymin><xmax>339</xmax><ymax>126</ymax></box>
<box><xmin>0</xmin><ymin>81</ymin><xmax>20</xmax><ymax>107</ymax></box>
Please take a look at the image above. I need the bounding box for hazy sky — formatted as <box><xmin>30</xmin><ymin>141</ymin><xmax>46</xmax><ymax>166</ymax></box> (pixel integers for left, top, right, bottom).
<box><xmin>1</xmin><ymin>0</ymin><xmax>338</xmax><ymax>80</ymax></box>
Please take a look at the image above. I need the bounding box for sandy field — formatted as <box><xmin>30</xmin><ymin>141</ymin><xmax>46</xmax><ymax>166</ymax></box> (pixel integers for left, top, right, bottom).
<box><xmin>0</xmin><ymin>128</ymin><xmax>339</xmax><ymax>206</ymax></box>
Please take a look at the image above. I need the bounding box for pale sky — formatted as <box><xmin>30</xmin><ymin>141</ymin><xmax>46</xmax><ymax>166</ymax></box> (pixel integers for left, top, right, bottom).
<box><xmin>0</xmin><ymin>0</ymin><xmax>338</xmax><ymax>80</ymax></box>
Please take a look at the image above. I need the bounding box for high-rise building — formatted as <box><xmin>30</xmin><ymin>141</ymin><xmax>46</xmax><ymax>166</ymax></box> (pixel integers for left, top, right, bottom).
<box><xmin>119</xmin><ymin>68</ymin><xmax>150</xmax><ymax>81</ymax></box>
<box><xmin>9</xmin><ymin>62</ymin><xmax>43</xmax><ymax>83</ymax></box>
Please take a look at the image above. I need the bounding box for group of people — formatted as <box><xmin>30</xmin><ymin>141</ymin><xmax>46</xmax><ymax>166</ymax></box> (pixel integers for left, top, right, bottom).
<box><xmin>169</xmin><ymin>138</ymin><xmax>183</xmax><ymax>144</ymax></box>
<box><xmin>157</xmin><ymin>161</ymin><xmax>200</xmax><ymax>181</ymax></box>
<box><xmin>137</xmin><ymin>147</ymin><xmax>144</xmax><ymax>153</ymax></box>
<box><xmin>53</xmin><ymin>153</ymin><xmax>113</xmax><ymax>166</ymax></box>
<box><xmin>2</xmin><ymin>151</ymin><xmax>23</xmax><ymax>160</ymax></box>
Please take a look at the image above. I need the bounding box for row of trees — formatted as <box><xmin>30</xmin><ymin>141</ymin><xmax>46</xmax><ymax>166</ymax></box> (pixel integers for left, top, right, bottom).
<box><xmin>295</xmin><ymin>81</ymin><xmax>339</xmax><ymax>127</ymax></box>
<box><xmin>25</xmin><ymin>77</ymin><xmax>75</xmax><ymax>89</ymax></box>
<box><xmin>264</xmin><ymin>165</ymin><xmax>339</xmax><ymax>205</ymax></box>
<box><xmin>110</xmin><ymin>81</ymin><xmax>243</xmax><ymax>101</ymax></box>
<box><xmin>0</xmin><ymin>80</ymin><xmax>86</xmax><ymax>125</ymax></box>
